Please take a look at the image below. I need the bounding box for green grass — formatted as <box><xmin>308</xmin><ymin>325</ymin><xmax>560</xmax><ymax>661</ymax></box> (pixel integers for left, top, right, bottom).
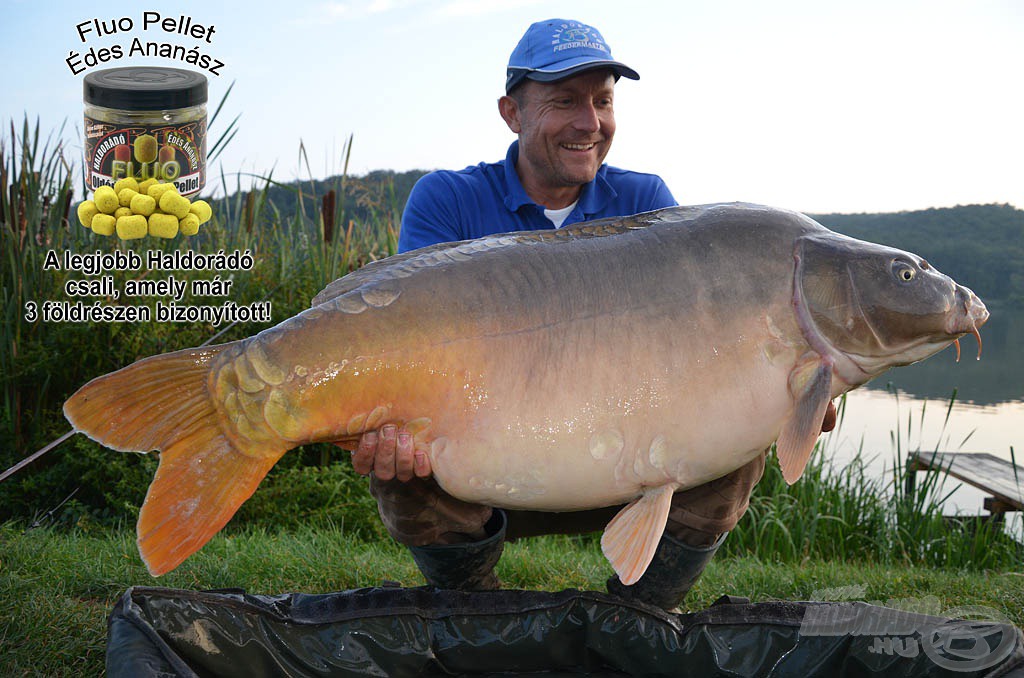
<box><xmin>1</xmin><ymin>521</ymin><xmax>1021</xmax><ymax>676</ymax></box>
<box><xmin>723</xmin><ymin>394</ymin><xmax>1024</xmax><ymax>570</ymax></box>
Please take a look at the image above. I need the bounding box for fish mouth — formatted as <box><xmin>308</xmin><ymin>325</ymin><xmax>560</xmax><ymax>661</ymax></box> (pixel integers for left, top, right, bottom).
<box><xmin>947</xmin><ymin>285</ymin><xmax>989</xmax><ymax>362</ymax></box>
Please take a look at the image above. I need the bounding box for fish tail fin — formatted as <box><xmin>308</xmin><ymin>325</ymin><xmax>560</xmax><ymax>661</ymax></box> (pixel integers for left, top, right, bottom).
<box><xmin>63</xmin><ymin>344</ymin><xmax>286</xmax><ymax>576</ymax></box>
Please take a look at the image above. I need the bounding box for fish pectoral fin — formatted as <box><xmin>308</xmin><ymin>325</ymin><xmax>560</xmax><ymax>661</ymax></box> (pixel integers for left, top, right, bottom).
<box><xmin>777</xmin><ymin>359</ymin><xmax>833</xmax><ymax>485</ymax></box>
<box><xmin>601</xmin><ymin>483</ymin><xmax>678</xmax><ymax>586</ymax></box>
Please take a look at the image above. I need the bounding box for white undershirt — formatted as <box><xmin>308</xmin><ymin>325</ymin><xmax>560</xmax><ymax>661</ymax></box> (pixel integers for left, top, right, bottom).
<box><xmin>543</xmin><ymin>200</ymin><xmax>578</xmax><ymax>228</ymax></box>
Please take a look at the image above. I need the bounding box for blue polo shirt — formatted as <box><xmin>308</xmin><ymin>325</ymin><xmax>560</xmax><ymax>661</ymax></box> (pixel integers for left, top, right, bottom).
<box><xmin>397</xmin><ymin>141</ymin><xmax>677</xmax><ymax>252</ymax></box>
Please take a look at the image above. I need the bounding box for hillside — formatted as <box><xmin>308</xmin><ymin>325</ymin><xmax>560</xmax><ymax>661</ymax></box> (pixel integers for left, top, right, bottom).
<box><xmin>253</xmin><ymin>172</ymin><xmax>1024</xmax><ymax>306</ymax></box>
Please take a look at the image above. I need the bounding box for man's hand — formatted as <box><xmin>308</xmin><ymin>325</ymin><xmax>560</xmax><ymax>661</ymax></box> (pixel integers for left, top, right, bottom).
<box><xmin>351</xmin><ymin>425</ymin><xmax>432</xmax><ymax>481</ymax></box>
<box><xmin>821</xmin><ymin>400</ymin><xmax>837</xmax><ymax>433</ymax></box>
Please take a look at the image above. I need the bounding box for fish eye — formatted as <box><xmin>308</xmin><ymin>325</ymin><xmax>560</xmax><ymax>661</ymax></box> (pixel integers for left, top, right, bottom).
<box><xmin>892</xmin><ymin>260</ymin><xmax>917</xmax><ymax>282</ymax></box>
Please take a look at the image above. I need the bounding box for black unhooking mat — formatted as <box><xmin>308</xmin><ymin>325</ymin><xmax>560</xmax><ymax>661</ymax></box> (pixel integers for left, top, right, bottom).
<box><xmin>107</xmin><ymin>586</ymin><xmax>1024</xmax><ymax>677</ymax></box>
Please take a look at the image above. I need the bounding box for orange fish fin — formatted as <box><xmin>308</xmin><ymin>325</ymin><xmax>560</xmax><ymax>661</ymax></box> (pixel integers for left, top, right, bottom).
<box><xmin>601</xmin><ymin>483</ymin><xmax>677</xmax><ymax>586</ymax></box>
<box><xmin>63</xmin><ymin>343</ymin><xmax>286</xmax><ymax>576</ymax></box>
<box><xmin>65</xmin><ymin>343</ymin><xmax>234</xmax><ymax>453</ymax></box>
<box><xmin>139</xmin><ymin>434</ymin><xmax>284</xmax><ymax>575</ymax></box>
<box><xmin>777</xmin><ymin>359</ymin><xmax>832</xmax><ymax>485</ymax></box>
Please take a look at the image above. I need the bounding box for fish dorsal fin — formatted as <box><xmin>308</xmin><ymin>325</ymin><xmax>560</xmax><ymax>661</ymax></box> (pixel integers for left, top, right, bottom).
<box><xmin>601</xmin><ymin>483</ymin><xmax>678</xmax><ymax>585</ymax></box>
<box><xmin>777</xmin><ymin>357</ymin><xmax>833</xmax><ymax>484</ymax></box>
<box><xmin>311</xmin><ymin>215</ymin><xmax>656</xmax><ymax>307</ymax></box>
<box><xmin>311</xmin><ymin>240</ymin><xmax>469</xmax><ymax>306</ymax></box>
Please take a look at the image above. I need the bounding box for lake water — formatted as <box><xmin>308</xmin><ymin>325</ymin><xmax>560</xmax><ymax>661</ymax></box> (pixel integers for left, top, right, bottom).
<box><xmin>821</xmin><ymin>306</ymin><xmax>1024</xmax><ymax>517</ymax></box>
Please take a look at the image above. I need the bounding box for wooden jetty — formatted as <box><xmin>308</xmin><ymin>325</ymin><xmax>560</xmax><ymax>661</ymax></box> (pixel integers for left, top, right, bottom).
<box><xmin>906</xmin><ymin>451</ymin><xmax>1024</xmax><ymax>522</ymax></box>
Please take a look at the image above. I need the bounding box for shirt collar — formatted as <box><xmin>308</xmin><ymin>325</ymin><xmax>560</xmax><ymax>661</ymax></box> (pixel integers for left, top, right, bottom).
<box><xmin>501</xmin><ymin>140</ymin><xmax>616</xmax><ymax>216</ymax></box>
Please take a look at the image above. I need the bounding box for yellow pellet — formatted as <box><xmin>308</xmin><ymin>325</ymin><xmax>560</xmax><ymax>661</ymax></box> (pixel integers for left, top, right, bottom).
<box><xmin>91</xmin><ymin>213</ymin><xmax>116</xmax><ymax>236</ymax></box>
<box><xmin>189</xmin><ymin>200</ymin><xmax>213</xmax><ymax>224</ymax></box>
<box><xmin>137</xmin><ymin>178</ymin><xmax>159</xmax><ymax>195</ymax></box>
<box><xmin>117</xmin><ymin>188</ymin><xmax>138</xmax><ymax>208</ymax></box>
<box><xmin>77</xmin><ymin>200</ymin><xmax>99</xmax><ymax>228</ymax></box>
<box><xmin>114</xmin><ymin>207</ymin><xmax>132</xmax><ymax>219</ymax></box>
<box><xmin>129</xmin><ymin>192</ymin><xmax>157</xmax><ymax>217</ymax></box>
<box><xmin>116</xmin><ymin>214</ymin><xmax>148</xmax><ymax>240</ymax></box>
<box><xmin>179</xmin><ymin>213</ymin><xmax>200</xmax><ymax>236</ymax></box>
<box><xmin>148</xmin><ymin>182</ymin><xmax>177</xmax><ymax>201</ymax></box>
<box><xmin>159</xmin><ymin>191</ymin><xmax>191</xmax><ymax>219</ymax></box>
<box><xmin>134</xmin><ymin>134</ymin><xmax>158</xmax><ymax>163</ymax></box>
<box><xmin>148</xmin><ymin>213</ymin><xmax>179</xmax><ymax>239</ymax></box>
<box><xmin>93</xmin><ymin>186</ymin><xmax>119</xmax><ymax>214</ymax></box>
<box><xmin>113</xmin><ymin>177</ymin><xmax>139</xmax><ymax>194</ymax></box>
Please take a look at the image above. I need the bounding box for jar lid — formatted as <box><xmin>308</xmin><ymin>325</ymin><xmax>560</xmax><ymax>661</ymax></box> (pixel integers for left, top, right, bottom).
<box><xmin>84</xmin><ymin>67</ymin><xmax>208</xmax><ymax>111</ymax></box>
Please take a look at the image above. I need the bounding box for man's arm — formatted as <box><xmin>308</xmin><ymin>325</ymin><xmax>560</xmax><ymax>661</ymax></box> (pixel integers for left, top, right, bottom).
<box><xmin>397</xmin><ymin>172</ymin><xmax>465</xmax><ymax>253</ymax></box>
<box><xmin>651</xmin><ymin>179</ymin><xmax>677</xmax><ymax>210</ymax></box>
<box><xmin>339</xmin><ymin>170</ymin><xmax>467</xmax><ymax>479</ymax></box>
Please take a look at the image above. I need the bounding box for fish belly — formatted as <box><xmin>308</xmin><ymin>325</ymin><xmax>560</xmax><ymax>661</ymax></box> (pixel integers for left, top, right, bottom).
<box><xmin>422</xmin><ymin>312</ymin><xmax>801</xmax><ymax>511</ymax></box>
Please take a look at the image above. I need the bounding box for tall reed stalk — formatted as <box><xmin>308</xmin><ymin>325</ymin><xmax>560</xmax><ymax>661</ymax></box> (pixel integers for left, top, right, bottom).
<box><xmin>0</xmin><ymin>118</ymin><xmax>79</xmax><ymax>449</ymax></box>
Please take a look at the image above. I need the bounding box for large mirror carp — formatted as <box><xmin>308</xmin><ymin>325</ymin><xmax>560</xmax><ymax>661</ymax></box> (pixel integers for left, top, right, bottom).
<box><xmin>65</xmin><ymin>203</ymin><xmax>988</xmax><ymax>583</ymax></box>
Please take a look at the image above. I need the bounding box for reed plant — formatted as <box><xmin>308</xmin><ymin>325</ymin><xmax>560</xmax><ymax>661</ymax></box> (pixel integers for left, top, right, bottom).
<box><xmin>729</xmin><ymin>392</ymin><xmax>1022</xmax><ymax>569</ymax></box>
<box><xmin>1</xmin><ymin>118</ymin><xmax>78</xmax><ymax>450</ymax></box>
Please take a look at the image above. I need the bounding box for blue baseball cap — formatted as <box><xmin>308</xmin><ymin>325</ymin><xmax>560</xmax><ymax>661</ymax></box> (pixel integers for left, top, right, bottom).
<box><xmin>506</xmin><ymin>19</ymin><xmax>640</xmax><ymax>94</ymax></box>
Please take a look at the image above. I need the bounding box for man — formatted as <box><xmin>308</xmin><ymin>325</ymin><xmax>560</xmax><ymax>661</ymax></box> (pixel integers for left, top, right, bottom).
<box><xmin>350</xmin><ymin>18</ymin><xmax>836</xmax><ymax>610</ymax></box>
<box><xmin>396</xmin><ymin>27</ymin><xmax>674</xmax><ymax>250</ymax></box>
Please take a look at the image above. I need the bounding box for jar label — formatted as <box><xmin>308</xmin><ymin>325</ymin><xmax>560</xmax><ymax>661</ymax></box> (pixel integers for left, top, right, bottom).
<box><xmin>84</xmin><ymin>116</ymin><xmax>207</xmax><ymax>197</ymax></box>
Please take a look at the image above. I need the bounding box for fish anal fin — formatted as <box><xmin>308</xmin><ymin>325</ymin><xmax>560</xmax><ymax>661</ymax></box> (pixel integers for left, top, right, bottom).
<box><xmin>601</xmin><ymin>483</ymin><xmax>677</xmax><ymax>585</ymax></box>
<box><xmin>777</xmin><ymin>358</ymin><xmax>833</xmax><ymax>485</ymax></box>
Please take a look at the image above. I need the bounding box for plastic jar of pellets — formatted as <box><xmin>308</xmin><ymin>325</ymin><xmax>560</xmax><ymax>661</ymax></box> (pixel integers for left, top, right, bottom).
<box><xmin>84</xmin><ymin>67</ymin><xmax>207</xmax><ymax>198</ymax></box>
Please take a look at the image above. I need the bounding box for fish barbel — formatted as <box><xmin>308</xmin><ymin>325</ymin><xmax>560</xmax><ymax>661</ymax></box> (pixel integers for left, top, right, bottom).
<box><xmin>64</xmin><ymin>203</ymin><xmax>989</xmax><ymax>582</ymax></box>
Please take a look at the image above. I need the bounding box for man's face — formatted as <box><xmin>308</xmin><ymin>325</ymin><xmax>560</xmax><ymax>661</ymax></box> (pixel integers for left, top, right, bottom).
<box><xmin>502</xmin><ymin>70</ymin><xmax>617</xmax><ymax>198</ymax></box>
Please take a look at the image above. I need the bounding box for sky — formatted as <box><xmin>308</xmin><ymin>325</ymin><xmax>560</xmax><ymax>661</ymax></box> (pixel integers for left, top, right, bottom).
<box><xmin>1</xmin><ymin>0</ymin><xmax>1021</xmax><ymax>214</ymax></box>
